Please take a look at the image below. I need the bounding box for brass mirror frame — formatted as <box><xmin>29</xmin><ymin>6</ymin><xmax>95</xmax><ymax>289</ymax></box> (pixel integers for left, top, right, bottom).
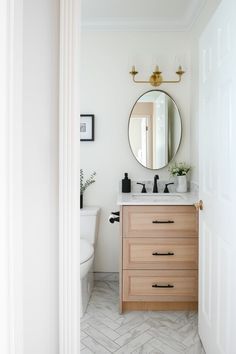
<box><xmin>128</xmin><ymin>89</ymin><xmax>182</xmax><ymax>170</ymax></box>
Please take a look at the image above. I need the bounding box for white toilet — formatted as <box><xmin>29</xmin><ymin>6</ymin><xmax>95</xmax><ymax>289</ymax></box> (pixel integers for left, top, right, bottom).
<box><xmin>80</xmin><ymin>206</ymin><xmax>100</xmax><ymax>317</ymax></box>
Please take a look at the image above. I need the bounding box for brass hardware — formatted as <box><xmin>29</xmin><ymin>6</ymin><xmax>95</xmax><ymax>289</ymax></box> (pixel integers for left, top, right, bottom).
<box><xmin>129</xmin><ymin>65</ymin><xmax>185</xmax><ymax>87</ymax></box>
<box><xmin>194</xmin><ymin>200</ymin><xmax>204</xmax><ymax>211</ymax></box>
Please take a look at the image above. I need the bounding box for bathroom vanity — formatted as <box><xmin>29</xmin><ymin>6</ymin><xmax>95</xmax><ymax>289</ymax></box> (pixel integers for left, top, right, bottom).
<box><xmin>115</xmin><ymin>89</ymin><xmax>199</xmax><ymax>313</ymax></box>
<box><xmin>118</xmin><ymin>193</ymin><xmax>198</xmax><ymax>313</ymax></box>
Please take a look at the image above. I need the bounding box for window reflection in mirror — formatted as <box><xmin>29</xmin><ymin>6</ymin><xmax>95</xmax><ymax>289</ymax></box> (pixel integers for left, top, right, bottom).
<box><xmin>128</xmin><ymin>90</ymin><xmax>181</xmax><ymax>170</ymax></box>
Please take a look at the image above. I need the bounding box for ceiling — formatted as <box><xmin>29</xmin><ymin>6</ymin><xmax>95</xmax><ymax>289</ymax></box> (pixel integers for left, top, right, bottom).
<box><xmin>81</xmin><ymin>0</ymin><xmax>207</xmax><ymax>31</ymax></box>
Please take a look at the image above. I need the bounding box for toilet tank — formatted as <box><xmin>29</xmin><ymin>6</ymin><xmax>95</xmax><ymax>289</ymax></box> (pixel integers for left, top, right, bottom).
<box><xmin>80</xmin><ymin>207</ymin><xmax>100</xmax><ymax>245</ymax></box>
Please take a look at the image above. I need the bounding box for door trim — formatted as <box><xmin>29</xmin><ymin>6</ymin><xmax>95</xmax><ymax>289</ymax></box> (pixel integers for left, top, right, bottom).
<box><xmin>59</xmin><ymin>1</ymin><xmax>80</xmax><ymax>353</ymax></box>
<box><xmin>0</xmin><ymin>0</ymin><xmax>23</xmax><ymax>353</ymax></box>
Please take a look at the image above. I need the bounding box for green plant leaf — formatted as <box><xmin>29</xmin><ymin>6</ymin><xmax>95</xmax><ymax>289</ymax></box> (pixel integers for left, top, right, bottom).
<box><xmin>80</xmin><ymin>169</ymin><xmax>96</xmax><ymax>194</ymax></box>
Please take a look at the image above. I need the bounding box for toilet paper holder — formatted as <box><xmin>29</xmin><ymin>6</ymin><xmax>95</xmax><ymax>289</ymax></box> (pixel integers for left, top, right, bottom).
<box><xmin>109</xmin><ymin>211</ymin><xmax>120</xmax><ymax>223</ymax></box>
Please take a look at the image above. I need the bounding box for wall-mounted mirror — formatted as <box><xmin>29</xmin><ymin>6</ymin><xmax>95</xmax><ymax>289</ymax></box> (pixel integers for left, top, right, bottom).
<box><xmin>128</xmin><ymin>90</ymin><xmax>182</xmax><ymax>170</ymax></box>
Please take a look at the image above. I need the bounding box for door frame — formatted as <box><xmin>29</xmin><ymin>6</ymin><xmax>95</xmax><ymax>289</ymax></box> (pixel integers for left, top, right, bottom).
<box><xmin>0</xmin><ymin>0</ymin><xmax>23</xmax><ymax>353</ymax></box>
<box><xmin>59</xmin><ymin>0</ymin><xmax>80</xmax><ymax>353</ymax></box>
<box><xmin>0</xmin><ymin>0</ymin><xmax>80</xmax><ymax>352</ymax></box>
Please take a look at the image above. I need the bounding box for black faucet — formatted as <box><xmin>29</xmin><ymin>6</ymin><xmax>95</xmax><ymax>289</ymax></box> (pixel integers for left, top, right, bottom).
<box><xmin>153</xmin><ymin>175</ymin><xmax>159</xmax><ymax>193</ymax></box>
<box><xmin>137</xmin><ymin>182</ymin><xmax>147</xmax><ymax>193</ymax></box>
<box><xmin>164</xmin><ymin>182</ymin><xmax>174</xmax><ymax>193</ymax></box>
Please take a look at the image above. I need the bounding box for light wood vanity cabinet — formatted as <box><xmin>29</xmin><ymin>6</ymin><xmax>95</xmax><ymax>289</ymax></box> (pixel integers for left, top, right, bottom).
<box><xmin>120</xmin><ymin>205</ymin><xmax>198</xmax><ymax>312</ymax></box>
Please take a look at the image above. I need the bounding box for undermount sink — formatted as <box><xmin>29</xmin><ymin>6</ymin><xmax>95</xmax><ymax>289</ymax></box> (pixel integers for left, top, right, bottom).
<box><xmin>131</xmin><ymin>193</ymin><xmax>186</xmax><ymax>202</ymax></box>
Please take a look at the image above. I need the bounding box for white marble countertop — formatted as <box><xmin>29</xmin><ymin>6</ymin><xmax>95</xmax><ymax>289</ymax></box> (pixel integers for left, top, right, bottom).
<box><xmin>117</xmin><ymin>192</ymin><xmax>198</xmax><ymax>206</ymax></box>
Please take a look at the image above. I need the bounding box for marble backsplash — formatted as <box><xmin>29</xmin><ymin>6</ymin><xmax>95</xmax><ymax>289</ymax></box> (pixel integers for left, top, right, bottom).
<box><xmin>120</xmin><ymin>179</ymin><xmax>198</xmax><ymax>194</ymax></box>
<box><xmin>131</xmin><ymin>180</ymin><xmax>176</xmax><ymax>193</ymax></box>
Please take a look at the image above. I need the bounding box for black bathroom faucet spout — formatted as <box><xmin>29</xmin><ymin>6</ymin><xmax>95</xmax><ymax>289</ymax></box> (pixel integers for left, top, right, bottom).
<box><xmin>153</xmin><ymin>175</ymin><xmax>159</xmax><ymax>193</ymax></box>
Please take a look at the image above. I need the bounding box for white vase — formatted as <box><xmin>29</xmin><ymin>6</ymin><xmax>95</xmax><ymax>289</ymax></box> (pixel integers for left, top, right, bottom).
<box><xmin>176</xmin><ymin>175</ymin><xmax>187</xmax><ymax>193</ymax></box>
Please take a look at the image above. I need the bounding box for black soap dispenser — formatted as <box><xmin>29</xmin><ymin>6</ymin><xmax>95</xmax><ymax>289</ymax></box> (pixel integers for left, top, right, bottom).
<box><xmin>122</xmin><ymin>173</ymin><xmax>131</xmax><ymax>193</ymax></box>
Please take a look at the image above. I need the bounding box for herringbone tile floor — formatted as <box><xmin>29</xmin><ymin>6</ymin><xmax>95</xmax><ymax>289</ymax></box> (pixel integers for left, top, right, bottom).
<box><xmin>80</xmin><ymin>281</ymin><xmax>205</xmax><ymax>354</ymax></box>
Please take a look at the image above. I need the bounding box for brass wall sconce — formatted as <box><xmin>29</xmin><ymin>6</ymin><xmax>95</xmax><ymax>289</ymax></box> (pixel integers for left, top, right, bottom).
<box><xmin>129</xmin><ymin>65</ymin><xmax>185</xmax><ymax>87</ymax></box>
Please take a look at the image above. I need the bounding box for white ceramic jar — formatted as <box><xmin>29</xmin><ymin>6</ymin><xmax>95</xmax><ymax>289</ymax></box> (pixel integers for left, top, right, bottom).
<box><xmin>176</xmin><ymin>175</ymin><xmax>187</xmax><ymax>193</ymax></box>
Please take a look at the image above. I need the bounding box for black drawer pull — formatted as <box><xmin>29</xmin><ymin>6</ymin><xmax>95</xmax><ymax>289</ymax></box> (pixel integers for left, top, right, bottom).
<box><xmin>152</xmin><ymin>252</ymin><xmax>174</xmax><ymax>256</ymax></box>
<box><xmin>152</xmin><ymin>284</ymin><xmax>174</xmax><ymax>288</ymax></box>
<box><xmin>152</xmin><ymin>220</ymin><xmax>174</xmax><ymax>224</ymax></box>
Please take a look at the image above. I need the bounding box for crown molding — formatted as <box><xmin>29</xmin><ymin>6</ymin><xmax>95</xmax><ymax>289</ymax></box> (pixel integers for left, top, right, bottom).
<box><xmin>82</xmin><ymin>18</ymin><xmax>190</xmax><ymax>32</ymax></box>
<box><xmin>184</xmin><ymin>0</ymin><xmax>207</xmax><ymax>31</ymax></box>
<box><xmin>81</xmin><ymin>0</ymin><xmax>207</xmax><ymax>32</ymax></box>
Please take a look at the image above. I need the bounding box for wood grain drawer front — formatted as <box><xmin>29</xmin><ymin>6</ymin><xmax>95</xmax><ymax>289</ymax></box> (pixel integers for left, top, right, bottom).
<box><xmin>123</xmin><ymin>238</ymin><xmax>198</xmax><ymax>270</ymax></box>
<box><xmin>123</xmin><ymin>205</ymin><xmax>198</xmax><ymax>238</ymax></box>
<box><xmin>123</xmin><ymin>270</ymin><xmax>198</xmax><ymax>302</ymax></box>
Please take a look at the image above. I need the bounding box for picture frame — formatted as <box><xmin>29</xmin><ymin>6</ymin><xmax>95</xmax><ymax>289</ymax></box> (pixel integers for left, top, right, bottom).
<box><xmin>80</xmin><ymin>114</ymin><xmax>95</xmax><ymax>141</ymax></box>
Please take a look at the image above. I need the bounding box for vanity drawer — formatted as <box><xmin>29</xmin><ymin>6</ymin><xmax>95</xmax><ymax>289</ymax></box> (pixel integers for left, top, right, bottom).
<box><xmin>123</xmin><ymin>270</ymin><xmax>198</xmax><ymax>302</ymax></box>
<box><xmin>123</xmin><ymin>205</ymin><xmax>198</xmax><ymax>238</ymax></box>
<box><xmin>123</xmin><ymin>238</ymin><xmax>198</xmax><ymax>270</ymax></box>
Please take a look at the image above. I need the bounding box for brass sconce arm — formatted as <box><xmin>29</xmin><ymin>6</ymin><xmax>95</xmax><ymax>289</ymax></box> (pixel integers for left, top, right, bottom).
<box><xmin>129</xmin><ymin>65</ymin><xmax>185</xmax><ymax>87</ymax></box>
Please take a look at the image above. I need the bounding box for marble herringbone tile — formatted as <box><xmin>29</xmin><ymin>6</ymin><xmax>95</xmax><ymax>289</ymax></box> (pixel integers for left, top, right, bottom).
<box><xmin>80</xmin><ymin>281</ymin><xmax>205</xmax><ymax>354</ymax></box>
<box><xmin>80</xmin><ymin>346</ymin><xmax>94</xmax><ymax>354</ymax></box>
<box><xmin>82</xmin><ymin>336</ymin><xmax>110</xmax><ymax>354</ymax></box>
<box><xmin>83</xmin><ymin>326</ymin><xmax>120</xmax><ymax>352</ymax></box>
<box><xmin>131</xmin><ymin>342</ymin><xmax>159</xmax><ymax>354</ymax></box>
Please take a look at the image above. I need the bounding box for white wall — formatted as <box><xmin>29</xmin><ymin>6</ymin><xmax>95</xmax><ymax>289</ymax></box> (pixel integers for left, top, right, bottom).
<box><xmin>23</xmin><ymin>0</ymin><xmax>59</xmax><ymax>353</ymax></box>
<box><xmin>81</xmin><ymin>31</ymin><xmax>193</xmax><ymax>272</ymax></box>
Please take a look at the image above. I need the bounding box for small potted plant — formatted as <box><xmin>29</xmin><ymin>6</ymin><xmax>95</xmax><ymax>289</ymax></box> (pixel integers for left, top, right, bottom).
<box><xmin>80</xmin><ymin>169</ymin><xmax>96</xmax><ymax>208</ymax></box>
<box><xmin>169</xmin><ymin>162</ymin><xmax>192</xmax><ymax>193</ymax></box>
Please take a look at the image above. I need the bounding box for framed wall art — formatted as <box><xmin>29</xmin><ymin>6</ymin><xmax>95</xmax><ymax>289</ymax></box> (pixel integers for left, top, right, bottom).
<box><xmin>80</xmin><ymin>114</ymin><xmax>94</xmax><ymax>141</ymax></box>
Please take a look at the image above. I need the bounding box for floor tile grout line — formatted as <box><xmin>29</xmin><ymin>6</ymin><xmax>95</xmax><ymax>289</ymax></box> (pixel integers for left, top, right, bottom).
<box><xmin>114</xmin><ymin>332</ymin><xmax>153</xmax><ymax>354</ymax></box>
<box><xmin>115</xmin><ymin>317</ymin><xmax>148</xmax><ymax>335</ymax></box>
<box><xmin>83</xmin><ymin>326</ymin><xmax>120</xmax><ymax>352</ymax></box>
<box><xmin>90</xmin><ymin>313</ymin><xmax>121</xmax><ymax>331</ymax></box>
<box><xmin>89</xmin><ymin>306</ymin><xmax>121</xmax><ymax>323</ymax></box>
<box><xmin>88</xmin><ymin>312</ymin><xmax>120</xmax><ymax>328</ymax></box>
<box><xmin>148</xmin><ymin>333</ymin><xmax>187</xmax><ymax>353</ymax></box>
<box><xmin>85</xmin><ymin>320</ymin><xmax>122</xmax><ymax>343</ymax></box>
<box><xmin>114</xmin><ymin>327</ymin><xmax>153</xmax><ymax>347</ymax></box>
<box><xmin>81</xmin><ymin>335</ymin><xmax>113</xmax><ymax>354</ymax></box>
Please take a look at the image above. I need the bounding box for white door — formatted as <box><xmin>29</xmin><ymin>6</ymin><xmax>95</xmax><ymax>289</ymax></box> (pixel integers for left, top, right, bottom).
<box><xmin>199</xmin><ymin>0</ymin><xmax>236</xmax><ymax>353</ymax></box>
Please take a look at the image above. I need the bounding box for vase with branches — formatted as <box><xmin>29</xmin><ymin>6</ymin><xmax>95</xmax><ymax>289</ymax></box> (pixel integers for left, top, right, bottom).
<box><xmin>80</xmin><ymin>169</ymin><xmax>96</xmax><ymax>208</ymax></box>
<box><xmin>169</xmin><ymin>162</ymin><xmax>192</xmax><ymax>193</ymax></box>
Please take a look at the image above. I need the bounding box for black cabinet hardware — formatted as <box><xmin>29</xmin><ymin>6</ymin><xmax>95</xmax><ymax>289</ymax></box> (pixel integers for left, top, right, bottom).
<box><xmin>152</xmin><ymin>252</ymin><xmax>174</xmax><ymax>256</ymax></box>
<box><xmin>152</xmin><ymin>284</ymin><xmax>174</xmax><ymax>288</ymax></box>
<box><xmin>152</xmin><ymin>220</ymin><xmax>174</xmax><ymax>224</ymax></box>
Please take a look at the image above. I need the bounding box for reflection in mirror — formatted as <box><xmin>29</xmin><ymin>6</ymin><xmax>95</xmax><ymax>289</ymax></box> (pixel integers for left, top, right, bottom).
<box><xmin>128</xmin><ymin>90</ymin><xmax>181</xmax><ymax>170</ymax></box>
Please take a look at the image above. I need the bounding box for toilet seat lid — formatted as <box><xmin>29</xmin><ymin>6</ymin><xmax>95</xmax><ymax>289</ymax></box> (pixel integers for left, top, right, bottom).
<box><xmin>80</xmin><ymin>239</ymin><xmax>94</xmax><ymax>264</ymax></box>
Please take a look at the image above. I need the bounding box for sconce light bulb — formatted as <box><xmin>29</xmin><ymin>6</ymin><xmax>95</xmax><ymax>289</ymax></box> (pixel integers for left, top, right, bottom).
<box><xmin>155</xmin><ymin>65</ymin><xmax>160</xmax><ymax>72</ymax></box>
<box><xmin>132</xmin><ymin>65</ymin><xmax>135</xmax><ymax>72</ymax></box>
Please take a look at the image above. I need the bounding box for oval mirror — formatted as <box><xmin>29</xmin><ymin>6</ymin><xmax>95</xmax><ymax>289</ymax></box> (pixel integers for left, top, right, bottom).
<box><xmin>128</xmin><ymin>90</ymin><xmax>182</xmax><ymax>170</ymax></box>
